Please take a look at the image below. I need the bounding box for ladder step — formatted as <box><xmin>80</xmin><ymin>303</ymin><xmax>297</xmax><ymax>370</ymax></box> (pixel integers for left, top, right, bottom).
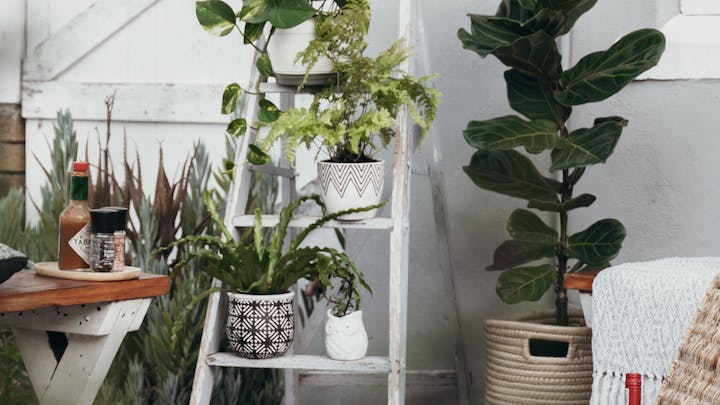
<box><xmin>248</xmin><ymin>164</ymin><xmax>296</xmax><ymax>178</ymax></box>
<box><xmin>206</xmin><ymin>353</ymin><xmax>390</xmax><ymax>373</ymax></box>
<box><xmin>259</xmin><ymin>82</ymin><xmax>316</xmax><ymax>94</ymax></box>
<box><xmin>299</xmin><ymin>369</ymin><xmax>458</xmax><ymax>387</ymax></box>
<box><xmin>233</xmin><ymin>215</ymin><xmax>394</xmax><ymax>230</ymax></box>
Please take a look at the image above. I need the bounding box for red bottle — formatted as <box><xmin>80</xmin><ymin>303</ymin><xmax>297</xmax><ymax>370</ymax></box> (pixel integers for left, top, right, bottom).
<box><xmin>626</xmin><ymin>372</ymin><xmax>641</xmax><ymax>405</ymax></box>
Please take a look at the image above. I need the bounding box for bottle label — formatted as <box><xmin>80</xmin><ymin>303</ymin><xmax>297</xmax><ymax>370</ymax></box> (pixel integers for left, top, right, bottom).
<box><xmin>69</xmin><ymin>224</ymin><xmax>91</xmax><ymax>265</ymax></box>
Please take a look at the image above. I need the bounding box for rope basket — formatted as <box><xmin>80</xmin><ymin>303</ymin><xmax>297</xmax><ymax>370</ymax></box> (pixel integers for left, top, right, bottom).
<box><xmin>485</xmin><ymin>309</ymin><xmax>593</xmax><ymax>405</ymax></box>
<box><xmin>658</xmin><ymin>275</ymin><xmax>720</xmax><ymax>404</ymax></box>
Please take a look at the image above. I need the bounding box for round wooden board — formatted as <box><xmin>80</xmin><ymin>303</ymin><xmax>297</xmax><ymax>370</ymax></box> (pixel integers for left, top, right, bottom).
<box><xmin>34</xmin><ymin>262</ymin><xmax>141</xmax><ymax>281</ymax></box>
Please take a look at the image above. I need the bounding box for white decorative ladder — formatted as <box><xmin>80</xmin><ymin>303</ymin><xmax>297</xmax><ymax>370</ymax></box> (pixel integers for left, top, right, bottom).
<box><xmin>188</xmin><ymin>1</ymin><xmax>470</xmax><ymax>404</ymax></box>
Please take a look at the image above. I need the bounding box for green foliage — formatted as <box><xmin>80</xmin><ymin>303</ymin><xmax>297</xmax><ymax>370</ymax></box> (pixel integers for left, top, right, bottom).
<box><xmin>168</xmin><ymin>193</ymin><xmax>378</xmax><ymax>296</ymax></box>
<box><xmin>458</xmin><ymin>0</ymin><xmax>664</xmax><ymax>323</ymax></box>
<box><xmin>257</xmin><ymin>0</ymin><xmax>440</xmax><ymax>164</ymax></box>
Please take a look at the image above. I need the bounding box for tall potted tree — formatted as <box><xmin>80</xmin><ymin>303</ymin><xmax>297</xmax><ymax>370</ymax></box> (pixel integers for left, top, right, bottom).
<box><xmin>458</xmin><ymin>1</ymin><xmax>665</xmax><ymax>403</ymax></box>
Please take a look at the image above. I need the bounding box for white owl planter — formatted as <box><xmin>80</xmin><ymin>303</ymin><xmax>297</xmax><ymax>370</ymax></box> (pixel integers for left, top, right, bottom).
<box><xmin>325</xmin><ymin>309</ymin><xmax>368</xmax><ymax>360</ymax></box>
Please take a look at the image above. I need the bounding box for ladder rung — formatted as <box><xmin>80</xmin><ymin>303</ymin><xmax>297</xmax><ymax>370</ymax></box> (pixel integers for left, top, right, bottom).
<box><xmin>232</xmin><ymin>214</ymin><xmax>394</xmax><ymax>230</ymax></box>
<box><xmin>299</xmin><ymin>369</ymin><xmax>458</xmax><ymax>387</ymax></box>
<box><xmin>259</xmin><ymin>82</ymin><xmax>316</xmax><ymax>94</ymax></box>
<box><xmin>206</xmin><ymin>353</ymin><xmax>390</xmax><ymax>373</ymax></box>
<box><xmin>248</xmin><ymin>164</ymin><xmax>296</xmax><ymax>178</ymax></box>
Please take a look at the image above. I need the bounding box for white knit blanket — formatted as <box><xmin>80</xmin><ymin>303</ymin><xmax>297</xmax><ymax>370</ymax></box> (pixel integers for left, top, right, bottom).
<box><xmin>591</xmin><ymin>257</ymin><xmax>720</xmax><ymax>405</ymax></box>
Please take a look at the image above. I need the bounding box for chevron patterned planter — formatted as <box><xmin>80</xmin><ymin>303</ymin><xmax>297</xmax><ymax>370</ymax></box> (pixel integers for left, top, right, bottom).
<box><xmin>317</xmin><ymin>160</ymin><xmax>385</xmax><ymax>220</ymax></box>
<box><xmin>226</xmin><ymin>291</ymin><xmax>295</xmax><ymax>359</ymax></box>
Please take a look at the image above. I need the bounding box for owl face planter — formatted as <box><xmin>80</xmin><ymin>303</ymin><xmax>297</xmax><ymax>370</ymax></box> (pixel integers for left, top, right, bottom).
<box><xmin>226</xmin><ymin>291</ymin><xmax>295</xmax><ymax>359</ymax></box>
<box><xmin>325</xmin><ymin>309</ymin><xmax>368</xmax><ymax>361</ymax></box>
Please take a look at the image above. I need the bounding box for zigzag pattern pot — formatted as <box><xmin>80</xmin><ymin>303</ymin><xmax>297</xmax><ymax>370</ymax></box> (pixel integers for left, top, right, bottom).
<box><xmin>317</xmin><ymin>160</ymin><xmax>384</xmax><ymax>220</ymax></box>
<box><xmin>226</xmin><ymin>291</ymin><xmax>295</xmax><ymax>359</ymax></box>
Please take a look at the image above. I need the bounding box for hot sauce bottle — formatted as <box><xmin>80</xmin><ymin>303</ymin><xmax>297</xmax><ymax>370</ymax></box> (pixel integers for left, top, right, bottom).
<box><xmin>58</xmin><ymin>161</ymin><xmax>91</xmax><ymax>270</ymax></box>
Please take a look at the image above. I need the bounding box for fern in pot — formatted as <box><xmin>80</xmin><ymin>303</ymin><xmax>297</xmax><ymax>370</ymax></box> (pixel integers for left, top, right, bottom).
<box><xmin>457</xmin><ymin>1</ymin><xmax>664</xmax><ymax>403</ymax></box>
<box><xmin>168</xmin><ymin>193</ymin><xmax>377</xmax><ymax>359</ymax></box>
<box><xmin>250</xmin><ymin>0</ymin><xmax>440</xmax><ymax>220</ymax></box>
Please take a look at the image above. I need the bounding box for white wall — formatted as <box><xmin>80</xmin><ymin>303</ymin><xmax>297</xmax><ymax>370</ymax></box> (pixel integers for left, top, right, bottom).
<box><xmin>12</xmin><ymin>0</ymin><xmax>713</xmax><ymax>404</ymax></box>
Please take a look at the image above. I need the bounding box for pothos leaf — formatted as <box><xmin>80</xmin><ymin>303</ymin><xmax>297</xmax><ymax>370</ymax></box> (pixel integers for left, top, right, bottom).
<box><xmin>221</xmin><ymin>83</ymin><xmax>243</xmax><ymax>114</ymax></box>
<box><xmin>196</xmin><ymin>0</ymin><xmax>237</xmax><ymax>36</ymax></box>
<box><xmin>256</xmin><ymin>52</ymin><xmax>275</xmax><ymax>77</ymax></box>
<box><xmin>243</xmin><ymin>21</ymin><xmax>266</xmax><ymax>44</ymax></box>
<box><xmin>226</xmin><ymin>118</ymin><xmax>248</xmax><ymax>137</ymax></box>
<box><xmin>247</xmin><ymin>144</ymin><xmax>271</xmax><ymax>165</ymax></box>
<box><xmin>258</xmin><ymin>99</ymin><xmax>281</xmax><ymax>123</ymax></box>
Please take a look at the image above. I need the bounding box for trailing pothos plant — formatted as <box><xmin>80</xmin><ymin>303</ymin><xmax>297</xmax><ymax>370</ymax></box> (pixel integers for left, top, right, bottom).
<box><xmin>167</xmin><ymin>192</ymin><xmax>375</xmax><ymax>296</ymax></box>
<box><xmin>251</xmin><ymin>0</ymin><xmax>440</xmax><ymax>165</ymax></box>
<box><xmin>458</xmin><ymin>0</ymin><xmax>665</xmax><ymax>325</ymax></box>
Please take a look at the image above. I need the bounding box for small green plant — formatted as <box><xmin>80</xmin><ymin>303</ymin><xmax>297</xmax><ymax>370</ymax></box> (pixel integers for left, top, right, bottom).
<box><xmin>254</xmin><ymin>0</ymin><xmax>440</xmax><ymax>165</ymax></box>
<box><xmin>168</xmin><ymin>193</ymin><xmax>375</xmax><ymax>297</ymax></box>
<box><xmin>458</xmin><ymin>0</ymin><xmax>665</xmax><ymax>325</ymax></box>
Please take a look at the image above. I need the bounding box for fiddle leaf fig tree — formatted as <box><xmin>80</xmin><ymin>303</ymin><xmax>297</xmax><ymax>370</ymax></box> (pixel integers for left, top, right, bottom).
<box><xmin>458</xmin><ymin>0</ymin><xmax>665</xmax><ymax>325</ymax></box>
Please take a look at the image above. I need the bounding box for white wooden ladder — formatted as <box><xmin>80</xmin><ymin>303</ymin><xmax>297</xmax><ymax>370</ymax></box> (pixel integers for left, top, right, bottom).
<box><xmin>188</xmin><ymin>1</ymin><xmax>470</xmax><ymax>404</ymax></box>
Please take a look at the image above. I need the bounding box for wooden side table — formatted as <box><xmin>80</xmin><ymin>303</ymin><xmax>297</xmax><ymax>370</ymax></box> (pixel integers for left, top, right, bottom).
<box><xmin>0</xmin><ymin>269</ymin><xmax>169</xmax><ymax>405</ymax></box>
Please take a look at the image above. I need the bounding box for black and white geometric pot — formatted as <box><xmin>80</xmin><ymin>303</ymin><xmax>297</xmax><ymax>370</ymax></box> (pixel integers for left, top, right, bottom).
<box><xmin>317</xmin><ymin>160</ymin><xmax>384</xmax><ymax>220</ymax></box>
<box><xmin>226</xmin><ymin>290</ymin><xmax>295</xmax><ymax>359</ymax></box>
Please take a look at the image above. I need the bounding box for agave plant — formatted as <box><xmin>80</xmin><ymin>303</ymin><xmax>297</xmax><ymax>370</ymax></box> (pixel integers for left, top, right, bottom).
<box><xmin>169</xmin><ymin>193</ymin><xmax>375</xmax><ymax>296</ymax></box>
<box><xmin>458</xmin><ymin>0</ymin><xmax>665</xmax><ymax>325</ymax></box>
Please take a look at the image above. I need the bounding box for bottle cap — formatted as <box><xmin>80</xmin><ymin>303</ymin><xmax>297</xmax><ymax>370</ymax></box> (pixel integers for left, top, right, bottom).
<box><xmin>625</xmin><ymin>372</ymin><xmax>641</xmax><ymax>388</ymax></box>
<box><xmin>73</xmin><ymin>161</ymin><xmax>89</xmax><ymax>172</ymax></box>
<box><xmin>90</xmin><ymin>209</ymin><xmax>117</xmax><ymax>234</ymax></box>
<box><xmin>103</xmin><ymin>206</ymin><xmax>128</xmax><ymax>232</ymax></box>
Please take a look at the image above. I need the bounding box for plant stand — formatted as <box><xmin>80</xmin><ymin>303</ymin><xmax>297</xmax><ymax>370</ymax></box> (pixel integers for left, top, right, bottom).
<box><xmin>188</xmin><ymin>1</ymin><xmax>470</xmax><ymax>404</ymax></box>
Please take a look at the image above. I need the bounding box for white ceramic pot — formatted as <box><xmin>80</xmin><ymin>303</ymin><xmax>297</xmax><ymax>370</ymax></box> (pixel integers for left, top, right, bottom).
<box><xmin>317</xmin><ymin>160</ymin><xmax>384</xmax><ymax>220</ymax></box>
<box><xmin>325</xmin><ymin>309</ymin><xmax>368</xmax><ymax>361</ymax></box>
<box><xmin>267</xmin><ymin>18</ymin><xmax>334</xmax><ymax>86</ymax></box>
<box><xmin>226</xmin><ymin>290</ymin><xmax>295</xmax><ymax>359</ymax></box>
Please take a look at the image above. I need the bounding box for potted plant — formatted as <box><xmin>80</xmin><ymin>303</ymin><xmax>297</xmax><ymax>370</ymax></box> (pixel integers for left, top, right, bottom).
<box><xmin>314</xmin><ymin>262</ymin><xmax>371</xmax><ymax>360</ymax></box>
<box><xmin>252</xmin><ymin>0</ymin><xmax>440</xmax><ymax>219</ymax></box>
<box><xmin>196</xmin><ymin>0</ymin><xmax>345</xmax><ymax>85</ymax></box>
<box><xmin>168</xmin><ymin>192</ymin><xmax>377</xmax><ymax>359</ymax></box>
<box><xmin>458</xmin><ymin>1</ymin><xmax>665</xmax><ymax>403</ymax></box>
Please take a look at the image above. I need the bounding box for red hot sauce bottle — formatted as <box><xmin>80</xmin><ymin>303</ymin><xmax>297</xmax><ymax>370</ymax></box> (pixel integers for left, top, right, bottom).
<box><xmin>58</xmin><ymin>161</ymin><xmax>91</xmax><ymax>270</ymax></box>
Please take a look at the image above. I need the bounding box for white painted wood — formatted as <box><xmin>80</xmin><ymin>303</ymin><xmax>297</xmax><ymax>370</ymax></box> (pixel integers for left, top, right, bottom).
<box><xmin>232</xmin><ymin>214</ymin><xmax>394</xmax><ymax>230</ymax></box>
<box><xmin>248</xmin><ymin>163</ymin><xmax>296</xmax><ymax>178</ymax></box>
<box><xmin>415</xmin><ymin>3</ymin><xmax>470</xmax><ymax>404</ymax></box>
<box><xmin>22</xmin><ymin>82</ymin><xmax>226</xmax><ymax>123</ymax></box>
<box><xmin>299</xmin><ymin>369</ymin><xmax>458</xmax><ymax>387</ymax></box>
<box><xmin>640</xmin><ymin>15</ymin><xmax>720</xmax><ymax>80</ymax></box>
<box><xmin>9</xmin><ymin>299</ymin><xmax>151</xmax><ymax>405</ymax></box>
<box><xmin>189</xmin><ymin>289</ymin><xmax>226</xmax><ymax>405</ymax></box>
<box><xmin>0</xmin><ymin>0</ymin><xmax>25</xmax><ymax>103</ymax></box>
<box><xmin>0</xmin><ymin>301</ymin><xmax>132</xmax><ymax>336</ymax></box>
<box><xmin>681</xmin><ymin>0</ymin><xmax>720</xmax><ymax>15</ymax></box>
<box><xmin>259</xmin><ymin>82</ymin><xmax>318</xmax><ymax>94</ymax></box>
<box><xmin>387</xmin><ymin>0</ymin><xmax>412</xmax><ymax>403</ymax></box>
<box><xmin>23</xmin><ymin>0</ymin><xmax>160</xmax><ymax>81</ymax></box>
<box><xmin>206</xmin><ymin>353</ymin><xmax>391</xmax><ymax>372</ymax></box>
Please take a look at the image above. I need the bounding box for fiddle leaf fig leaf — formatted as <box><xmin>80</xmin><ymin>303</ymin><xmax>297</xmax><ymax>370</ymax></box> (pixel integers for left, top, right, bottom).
<box><xmin>505</xmin><ymin>69</ymin><xmax>571</xmax><ymax>122</ymax></box>
<box><xmin>487</xmin><ymin>240</ymin><xmax>556</xmax><ymax>270</ymax></box>
<box><xmin>464</xmin><ymin>115</ymin><xmax>559</xmax><ymax>154</ymax></box>
<box><xmin>256</xmin><ymin>52</ymin><xmax>275</xmax><ymax>77</ymax></box>
<box><xmin>196</xmin><ymin>0</ymin><xmax>237</xmax><ymax>36</ymax></box>
<box><xmin>496</xmin><ymin>264</ymin><xmax>555</xmax><ymax>304</ymax></box>
<box><xmin>492</xmin><ymin>30</ymin><xmax>562</xmax><ymax>79</ymax></box>
<box><xmin>508</xmin><ymin>209</ymin><xmax>558</xmax><ymax>243</ymax></box>
<box><xmin>221</xmin><ymin>83</ymin><xmax>243</xmax><ymax>114</ymax></box>
<box><xmin>243</xmin><ymin>21</ymin><xmax>266</xmax><ymax>44</ymax></box>
<box><xmin>528</xmin><ymin>193</ymin><xmax>596</xmax><ymax>212</ymax></box>
<box><xmin>524</xmin><ymin>9</ymin><xmax>566</xmax><ymax>37</ymax></box>
<box><xmin>458</xmin><ymin>15</ymin><xmax>523</xmax><ymax>58</ymax></box>
<box><xmin>496</xmin><ymin>0</ymin><xmax>534</xmax><ymax>21</ymax></box>
<box><xmin>568</xmin><ymin>219</ymin><xmax>626</xmax><ymax>266</ymax></box>
<box><xmin>550</xmin><ymin>116</ymin><xmax>627</xmax><ymax>171</ymax></box>
<box><xmin>226</xmin><ymin>118</ymin><xmax>247</xmax><ymax>137</ymax></box>
<box><xmin>247</xmin><ymin>144</ymin><xmax>271</xmax><ymax>165</ymax></box>
<box><xmin>258</xmin><ymin>99</ymin><xmax>281</xmax><ymax>123</ymax></box>
<box><xmin>556</xmin><ymin>29</ymin><xmax>666</xmax><ymax>106</ymax></box>
<box><xmin>537</xmin><ymin>0</ymin><xmax>598</xmax><ymax>34</ymax></box>
<box><xmin>239</xmin><ymin>0</ymin><xmax>315</xmax><ymax>29</ymax></box>
<box><xmin>463</xmin><ymin>149</ymin><xmax>560</xmax><ymax>201</ymax></box>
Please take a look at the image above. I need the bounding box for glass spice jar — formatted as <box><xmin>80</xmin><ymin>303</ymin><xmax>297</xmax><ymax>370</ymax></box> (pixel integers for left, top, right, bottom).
<box><xmin>90</xmin><ymin>209</ymin><xmax>116</xmax><ymax>272</ymax></box>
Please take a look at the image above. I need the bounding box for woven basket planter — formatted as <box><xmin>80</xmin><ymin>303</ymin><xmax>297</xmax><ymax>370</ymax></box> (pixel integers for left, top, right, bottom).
<box><xmin>485</xmin><ymin>309</ymin><xmax>593</xmax><ymax>405</ymax></box>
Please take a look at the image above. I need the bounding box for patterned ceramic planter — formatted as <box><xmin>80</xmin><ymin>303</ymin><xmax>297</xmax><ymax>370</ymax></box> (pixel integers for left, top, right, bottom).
<box><xmin>317</xmin><ymin>160</ymin><xmax>384</xmax><ymax>220</ymax></box>
<box><xmin>325</xmin><ymin>309</ymin><xmax>368</xmax><ymax>361</ymax></box>
<box><xmin>267</xmin><ymin>18</ymin><xmax>334</xmax><ymax>86</ymax></box>
<box><xmin>226</xmin><ymin>290</ymin><xmax>295</xmax><ymax>359</ymax></box>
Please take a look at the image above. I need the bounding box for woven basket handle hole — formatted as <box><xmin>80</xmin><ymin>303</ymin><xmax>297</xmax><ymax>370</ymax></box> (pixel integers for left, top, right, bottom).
<box><xmin>528</xmin><ymin>338</ymin><xmax>570</xmax><ymax>358</ymax></box>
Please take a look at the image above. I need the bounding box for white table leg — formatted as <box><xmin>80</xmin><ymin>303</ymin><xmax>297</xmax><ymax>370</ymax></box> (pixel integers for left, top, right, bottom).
<box><xmin>1</xmin><ymin>298</ymin><xmax>151</xmax><ymax>405</ymax></box>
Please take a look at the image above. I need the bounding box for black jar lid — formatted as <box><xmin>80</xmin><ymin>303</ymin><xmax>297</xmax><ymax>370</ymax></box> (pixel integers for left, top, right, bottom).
<box><xmin>90</xmin><ymin>209</ymin><xmax>117</xmax><ymax>234</ymax></box>
<box><xmin>103</xmin><ymin>206</ymin><xmax>128</xmax><ymax>231</ymax></box>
